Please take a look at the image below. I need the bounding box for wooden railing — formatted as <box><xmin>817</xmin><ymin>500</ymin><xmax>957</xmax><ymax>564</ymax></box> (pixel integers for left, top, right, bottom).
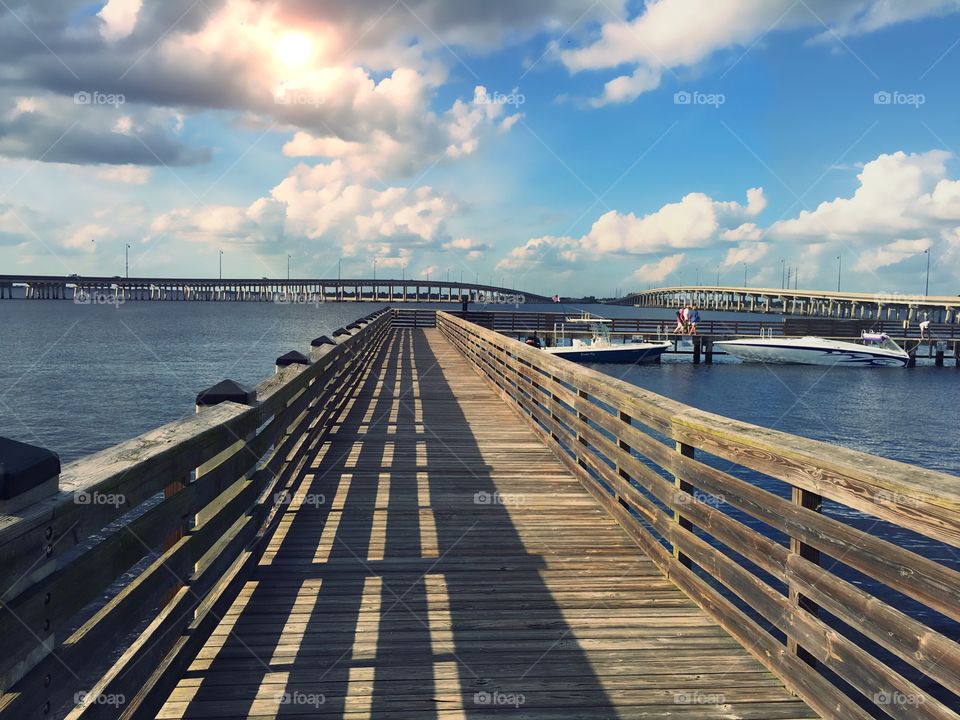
<box><xmin>0</xmin><ymin>309</ymin><xmax>391</xmax><ymax>719</ymax></box>
<box><xmin>437</xmin><ymin>311</ymin><xmax>960</xmax><ymax>720</ymax></box>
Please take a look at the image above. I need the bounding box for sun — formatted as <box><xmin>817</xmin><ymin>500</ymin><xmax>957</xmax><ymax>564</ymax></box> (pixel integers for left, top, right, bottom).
<box><xmin>274</xmin><ymin>32</ymin><xmax>314</xmax><ymax>67</ymax></box>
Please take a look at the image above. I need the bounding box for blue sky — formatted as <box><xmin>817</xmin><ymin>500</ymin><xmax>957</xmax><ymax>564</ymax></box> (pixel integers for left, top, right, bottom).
<box><xmin>2</xmin><ymin>0</ymin><xmax>960</xmax><ymax>297</ymax></box>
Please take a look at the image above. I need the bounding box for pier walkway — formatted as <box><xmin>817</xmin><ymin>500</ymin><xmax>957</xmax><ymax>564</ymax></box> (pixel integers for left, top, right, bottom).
<box><xmin>2</xmin><ymin>310</ymin><xmax>958</xmax><ymax>719</ymax></box>
<box><xmin>156</xmin><ymin>329</ymin><xmax>811</xmax><ymax>719</ymax></box>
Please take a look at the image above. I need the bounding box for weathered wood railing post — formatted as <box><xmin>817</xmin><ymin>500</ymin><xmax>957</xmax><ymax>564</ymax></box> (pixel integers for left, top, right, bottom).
<box><xmin>0</xmin><ymin>438</ymin><xmax>61</xmax><ymax>694</ymax></box>
<box><xmin>0</xmin><ymin>437</ymin><xmax>60</xmax><ymax>516</ymax></box>
<box><xmin>788</xmin><ymin>487</ymin><xmax>822</xmax><ymax>667</ymax></box>
<box><xmin>673</xmin><ymin>442</ymin><xmax>694</xmax><ymax>568</ymax></box>
<box><xmin>192</xmin><ymin>380</ymin><xmax>257</xmax><ymax>582</ymax></box>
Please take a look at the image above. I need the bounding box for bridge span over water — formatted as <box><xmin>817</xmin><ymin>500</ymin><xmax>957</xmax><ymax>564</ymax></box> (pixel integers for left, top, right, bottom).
<box><xmin>0</xmin><ymin>274</ymin><xmax>548</xmax><ymax>303</ymax></box>
<box><xmin>616</xmin><ymin>285</ymin><xmax>960</xmax><ymax>323</ymax></box>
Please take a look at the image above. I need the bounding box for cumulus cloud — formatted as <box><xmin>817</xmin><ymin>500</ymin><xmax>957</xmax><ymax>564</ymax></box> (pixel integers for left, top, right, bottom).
<box><xmin>443</xmin><ymin>237</ymin><xmax>492</xmax><ymax>261</ymax></box>
<box><xmin>150</xmin><ymin>199</ymin><xmax>287</xmax><ymax>247</ymax></box>
<box><xmin>722</xmin><ymin>242</ymin><xmax>769</xmax><ymax>269</ymax></box>
<box><xmin>498</xmin><ymin>149</ymin><xmax>960</xmax><ymax>287</ymax></box>
<box><xmin>98</xmin><ymin>0</ymin><xmax>143</xmax><ymax>41</ymax></box>
<box><xmin>853</xmin><ymin>238</ymin><xmax>933</xmax><ymax>272</ymax></box>
<box><xmin>562</xmin><ymin>0</ymin><xmax>960</xmax><ymax>105</ymax></box>
<box><xmin>633</xmin><ymin>253</ymin><xmax>685</xmax><ymax>283</ymax></box>
<box><xmin>281</xmin><ymin>84</ymin><xmax>521</xmax><ymax>179</ymax></box>
<box><xmin>497</xmin><ymin>235</ymin><xmax>580</xmax><ymax>273</ymax></box>
<box><xmin>769</xmin><ymin>151</ymin><xmax>960</xmax><ymax>242</ymax></box>
<box><xmin>148</xmin><ymin>158</ymin><xmax>456</xmax><ymax>253</ymax></box>
<box><xmin>581</xmin><ymin>187</ymin><xmax>765</xmax><ymax>254</ymax></box>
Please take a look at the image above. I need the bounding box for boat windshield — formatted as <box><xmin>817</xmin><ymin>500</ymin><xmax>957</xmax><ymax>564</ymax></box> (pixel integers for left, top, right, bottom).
<box><xmin>861</xmin><ymin>332</ymin><xmax>902</xmax><ymax>352</ymax></box>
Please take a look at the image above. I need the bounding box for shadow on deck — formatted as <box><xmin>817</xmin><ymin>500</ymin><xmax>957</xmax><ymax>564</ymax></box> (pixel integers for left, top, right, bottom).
<box><xmin>158</xmin><ymin>329</ymin><xmax>814</xmax><ymax>719</ymax></box>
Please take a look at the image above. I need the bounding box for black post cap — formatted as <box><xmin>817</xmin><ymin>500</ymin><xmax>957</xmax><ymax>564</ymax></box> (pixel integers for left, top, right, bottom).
<box><xmin>276</xmin><ymin>350</ymin><xmax>310</xmax><ymax>367</ymax></box>
<box><xmin>310</xmin><ymin>335</ymin><xmax>335</xmax><ymax>347</ymax></box>
<box><xmin>0</xmin><ymin>437</ymin><xmax>60</xmax><ymax>500</ymax></box>
<box><xmin>196</xmin><ymin>379</ymin><xmax>256</xmax><ymax>406</ymax></box>
<box><xmin>332</xmin><ymin>328</ymin><xmax>351</xmax><ymax>337</ymax></box>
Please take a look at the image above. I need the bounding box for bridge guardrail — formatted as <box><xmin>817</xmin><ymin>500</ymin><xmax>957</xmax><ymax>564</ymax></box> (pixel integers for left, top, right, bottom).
<box><xmin>437</xmin><ymin>310</ymin><xmax>960</xmax><ymax>720</ymax></box>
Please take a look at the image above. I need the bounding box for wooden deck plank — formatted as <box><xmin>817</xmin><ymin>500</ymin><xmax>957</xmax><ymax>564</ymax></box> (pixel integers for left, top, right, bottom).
<box><xmin>158</xmin><ymin>328</ymin><xmax>817</xmax><ymax>719</ymax></box>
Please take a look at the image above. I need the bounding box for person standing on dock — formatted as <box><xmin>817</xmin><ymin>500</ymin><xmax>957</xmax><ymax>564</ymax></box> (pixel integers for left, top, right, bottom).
<box><xmin>919</xmin><ymin>316</ymin><xmax>931</xmax><ymax>340</ymax></box>
<box><xmin>674</xmin><ymin>309</ymin><xmax>687</xmax><ymax>335</ymax></box>
<box><xmin>689</xmin><ymin>306</ymin><xmax>701</xmax><ymax>335</ymax></box>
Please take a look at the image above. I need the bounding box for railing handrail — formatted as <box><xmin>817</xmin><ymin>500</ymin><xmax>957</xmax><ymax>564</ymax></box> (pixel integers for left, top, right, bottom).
<box><xmin>437</xmin><ymin>310</ymin><xmax>960</xmax><ymax>720</ymax></box>
<box><xmin>0</xmin><ymin>308</ymin><xmax>393</xmax><ymax>718</ymax></box>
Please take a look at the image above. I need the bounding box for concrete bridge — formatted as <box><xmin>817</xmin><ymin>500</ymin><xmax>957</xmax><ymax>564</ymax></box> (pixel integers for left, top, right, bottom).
<box><xmin>0</xmin><ymin>274</ymin><xmax>548</xmax><ymax>304</ymax></box>
<box><xmin>617</xmin><ymin>285</ymin><xmax>960</xmax><ymax>323</ymax></box>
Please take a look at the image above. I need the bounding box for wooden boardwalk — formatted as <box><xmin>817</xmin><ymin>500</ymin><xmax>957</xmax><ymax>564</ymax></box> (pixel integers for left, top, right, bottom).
<box><xmin>156</xmin><ymin>328</ymin><xmax>815</xmax><ymax>719</ymax></box>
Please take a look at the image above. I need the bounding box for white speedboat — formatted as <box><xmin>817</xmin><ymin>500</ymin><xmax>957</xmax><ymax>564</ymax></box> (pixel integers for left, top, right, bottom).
<box><xmin>541</xmin><ymin>316</ymin><xmax>671</xmax><ymax>364</ymax></box>
<box><xmin>715</xmin><ymin>332</ymin><xmax>909</xmax><ymax>367</ymax></box>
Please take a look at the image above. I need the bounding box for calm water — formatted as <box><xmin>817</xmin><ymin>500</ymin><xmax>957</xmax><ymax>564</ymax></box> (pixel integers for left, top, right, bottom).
<box><xmin>1</xmin><ymin>300</ymin><xmax>956</xmax><ymax>471</ymax></box>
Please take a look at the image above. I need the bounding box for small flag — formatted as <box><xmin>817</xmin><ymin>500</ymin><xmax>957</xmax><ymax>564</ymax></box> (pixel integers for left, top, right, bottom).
<box><xmin>551</xmin><ymin>294</ymin><xmax>561</xmax><ymax>303</ymax></box>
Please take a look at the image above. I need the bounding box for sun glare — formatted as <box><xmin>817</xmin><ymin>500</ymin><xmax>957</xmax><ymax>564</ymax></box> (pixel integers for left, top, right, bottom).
<box><xmin>274</xmin><ymin>32</ymin><xmax>313</xmax><ymax>67</ymax></box>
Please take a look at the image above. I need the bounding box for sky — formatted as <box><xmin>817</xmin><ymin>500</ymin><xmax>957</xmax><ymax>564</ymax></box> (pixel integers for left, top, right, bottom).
<box><xmin>2</xmin><ymin>0</ymin><xmax>960</xmax><ymax>297</ymax></box>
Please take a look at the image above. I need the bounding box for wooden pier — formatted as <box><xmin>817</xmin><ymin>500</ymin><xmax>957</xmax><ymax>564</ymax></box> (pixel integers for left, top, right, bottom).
<box><xmin>1</xmin><ymin>310</ymin><xmax>958</xmax><ymax>719</ymax></box>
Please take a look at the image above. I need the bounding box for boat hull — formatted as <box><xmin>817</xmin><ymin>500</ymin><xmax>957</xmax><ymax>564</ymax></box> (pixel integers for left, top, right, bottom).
<box><xmin>715</xmin><ymin>340</ymin><xmax>908</xmax><ymax>367</ymax></box>
<box><xmin>544</xmin><ymin>343</ymin><xmax>670</xmax><ymax>364</ymax></box>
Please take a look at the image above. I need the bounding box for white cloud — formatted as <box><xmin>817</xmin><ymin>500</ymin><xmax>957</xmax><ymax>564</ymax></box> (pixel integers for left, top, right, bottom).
<box><xmin>769</xmin><ymin>150</ymin><xmax>960</xmax><ymax>241</ymax></box>
<box><xmin>721</xmin><ymin>222</ymin><xmax>763</xmax><ymax>242</ymax></box>
<box><xmin>722</xmin><ymin>242</ymin><xmax>769</xmax><ymax>269</ymax></box>
<box><xmin>562</xmin><ymin>1</ymin><xmax>960</xmax><ymax>105</ymax></box>
<box><xmin>582</xmin><ymin>187</ymin><xmax>765</xmax><ymax>254</ymax></box>
<box><xmin>443</xmin><ymin>237</ymin><xmax>492</xmax><ymax>261</ymax></box>
<box><xmin>853</xmin><ymin>238</ymin><xmax>932</xmax><ymax>271</ymax></box>
<box><xmin>63</xmin><ymin>223</ymin><xmax>112</xmax><ymax>252</ymax></box>
<box><xmin>633</xmin><ymin>253</ymin><xmax>685</xmax><ymax>283</ymax></box>
<box><xmin>281</xmin><ymin>83</ymin><xmax>520</xmax><ymax>180</ymax></box>
<box><xmin>496</xmin><ymin>235</ymin><xmax>579</xmax><ymax>273</ymax></box>
<box><xmin>98</xmin><ymin>0</ymin><xmax>143</xmax><ymax>41</ymax></box>
<box><xmin>150</xmin><ymin>198</ymin><xmax>287</xmax><ymax>247</ymax></box>
<box><xmin>91</xmin><ymin>165</ymin><xmax>152</xmax><ymax>184</ymax></box>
